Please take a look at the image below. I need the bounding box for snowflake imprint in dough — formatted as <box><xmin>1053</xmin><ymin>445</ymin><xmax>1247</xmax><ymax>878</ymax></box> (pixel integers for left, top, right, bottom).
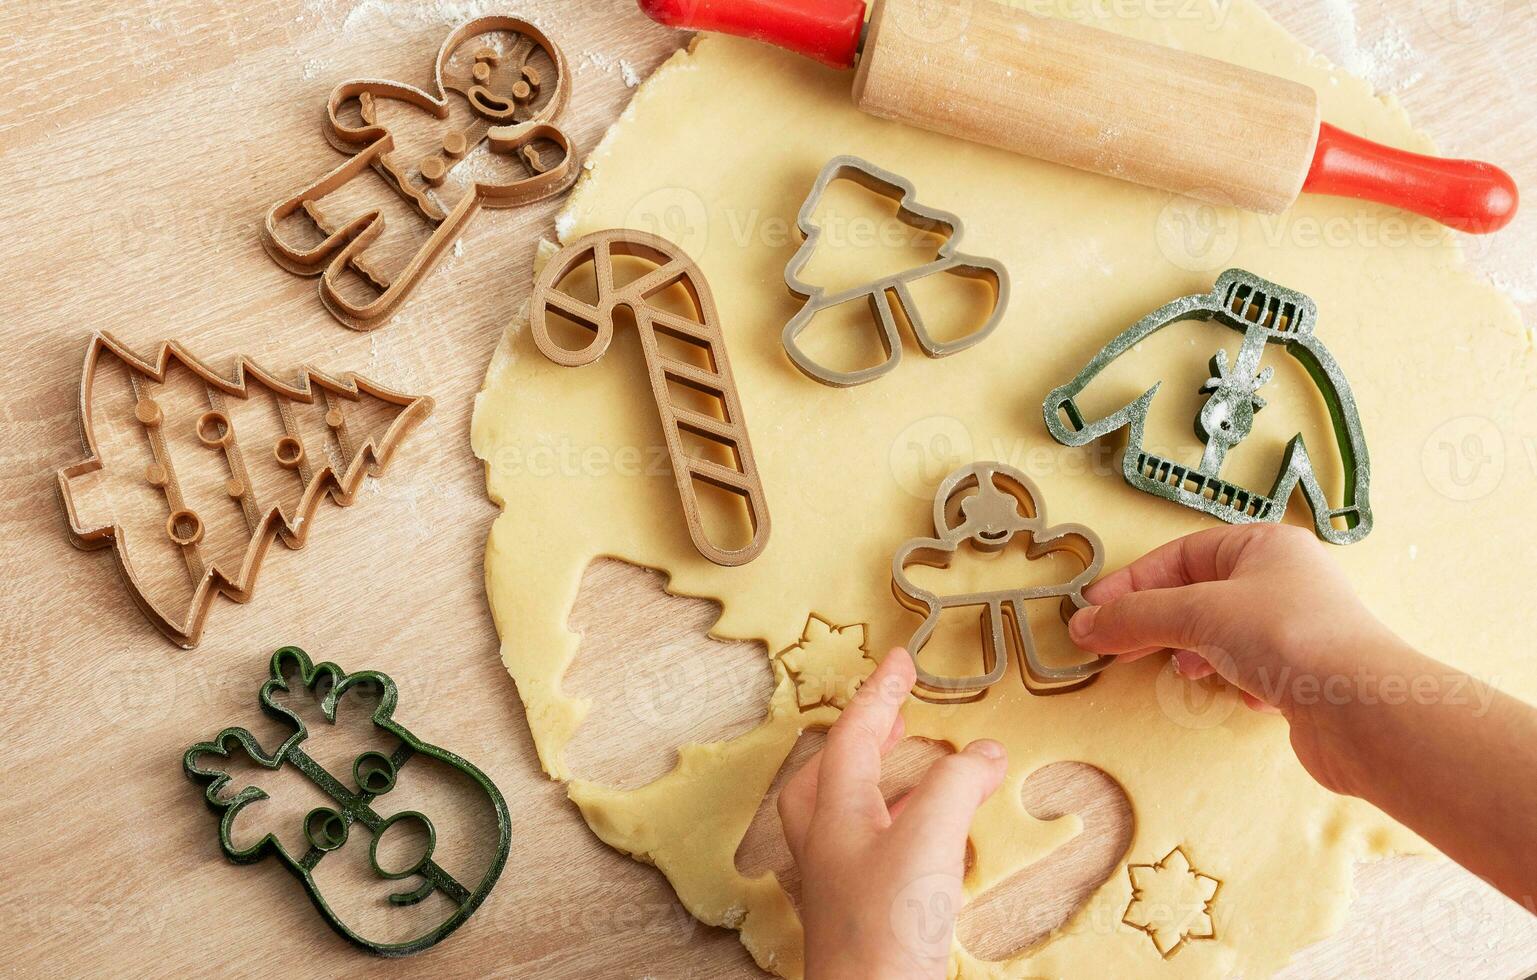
<box><xmin>1121</xmin><ymin>846</ymin><xmax>1222</xmax><ymax>958</ymax></box>
<box><xmin>775</xmin><ymin>615</ymin><xmax>874</xmax><ymax>710</ymax></box>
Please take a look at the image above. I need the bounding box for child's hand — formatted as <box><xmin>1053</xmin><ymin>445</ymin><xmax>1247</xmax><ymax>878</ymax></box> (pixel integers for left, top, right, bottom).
<box><xmin>1068</xmin><ymin>523</ymin><xmax>1389</xmax><ymax>715</ymax></box>
<box><xmin>784</xmin><ymin>525</ymin><xmax>1537</xmax><ymax>959</ymax></box>
<box><xmin>1068</xmin><ymin>522</ymin><xmax>1537</xmax><ymax>910</ymax></box>
<box><xmin>1067</xmin><ymin>523</ymin><xmax>1393</xmax><ymax>793</ymax></box>
<box><xmin>779</xmin><ymin>648</ymin><xmax>1007</xmax><ymax>980</ymax></box>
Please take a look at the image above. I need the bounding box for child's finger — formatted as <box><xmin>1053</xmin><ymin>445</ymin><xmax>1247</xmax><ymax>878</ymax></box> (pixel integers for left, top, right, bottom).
<box><xmin>1175</xmin><ymin>650</ymin><xmax>1217</xmax><ymax>679</ymax></box>
<box><xmin>892</xmin><ymin>740</ymin><xmax>1007</xmax><ymax>851</ymax></box>
<box><xmin>778</xmin><ymin>756</ymin><xmax>819</xmax><ymax>858</ymax></box>
<box><xmin>816</xmin><ymin>649</ymin><xmax>916</xmax><ymax>827</ymax></box>
<box><xmin>1083</xmin><ymin>526</ymin><xmax>1246</xmax><ymax>605</ymax></box>
<box><xmin>1242</xmin><ymin>691</ymin><xmax>1282</xmax><ymax>713</ymax></box>
<box><xmin>1070</xmin><ymin>582</ymin><xmax>1232</xmax><ymax>655</ymax></box>
<box><xmin>779</xmin><ymin>713</ymin><xmax>908</xmax><ymax>856</ymax></box>
<box><xmin>1106</xmin><ymin>645</ymin><xmax>1172</xmax><ymax>663</ymax></box>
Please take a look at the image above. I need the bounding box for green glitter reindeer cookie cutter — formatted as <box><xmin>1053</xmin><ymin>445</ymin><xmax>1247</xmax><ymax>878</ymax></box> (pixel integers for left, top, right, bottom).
<box><xmin>183</xmin><ymin>646</ymin><xmax>511</xmax><ymax>956</ymax></box>
<box><xmin>1043</xmin><ymin>269</ymin><xmax>1372</xmax><ymax>545</ymax></box>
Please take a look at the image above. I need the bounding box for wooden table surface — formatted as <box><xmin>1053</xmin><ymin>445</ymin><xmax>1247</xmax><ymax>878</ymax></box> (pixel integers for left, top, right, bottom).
<box><xmin>2</xmin><ymin>1</ymin><xmax>1534</xmax><ymax>977</ymax></box>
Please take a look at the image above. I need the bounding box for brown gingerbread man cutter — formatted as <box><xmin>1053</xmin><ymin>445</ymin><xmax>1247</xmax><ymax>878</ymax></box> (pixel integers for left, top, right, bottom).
<box><xmin>528</xmin><ymin>229</ymin><xmax>770</xmax><ymax>566</ymax></box>
<box><xmin>263</xmin><ymin>16</ymin><xmax>578</xmax><ymax>330</ymax></box>
<box><xmin>892</xmin><ymin>462</ymin><xmax>1111</xmax><ymax>701</ymax></box>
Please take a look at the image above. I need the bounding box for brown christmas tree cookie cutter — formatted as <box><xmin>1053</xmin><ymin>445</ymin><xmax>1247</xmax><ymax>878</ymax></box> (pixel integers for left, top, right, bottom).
<box><xmin>782</xmin><ymin>155</ymin><xmax>1011</xmax><ymax>388</ymax></box>
<box><xmin>57</xmin><ymin>333</ymin><xmax>434</xmax><ymax>648</ymax></box>
<box><xmin>528</xmin><ymin>229</ymin><xmax>771</xmax><ymax>566</ymax></box>
<box><xmin>263</xmin><ymin>16</ymin><xmax>578</xmax><ymax>331</ymax></box>
<box><xmin>891</xmin><ymin>461</ymin><xmax>1111</xmax><ymax>702</ymax></box>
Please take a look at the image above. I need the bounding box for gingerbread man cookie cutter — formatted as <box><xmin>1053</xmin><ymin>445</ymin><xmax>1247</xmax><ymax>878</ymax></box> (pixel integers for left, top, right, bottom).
<box><xmin>781</xmin><ymin>155</ymin><xmax>1010</xmax><ymax>387</ymax></box>
<box><xmin>892</xmin><ymin>462</ymin><xmax>1111</xmax><ymax>701</ymax></box>
<box><xmin>263</xmin><ymin>16</ymin><xmax>578</xmax><ymax>330</ymax></box>
<box><xmin>529</xmin><ymin>229</ymin><xmax>771</xmax><ymax>566</ymax></box>
<box><xmin>1043</xmin><ymin>269</ymin><xmax>1372</xmax><ymax>544</ymax></box>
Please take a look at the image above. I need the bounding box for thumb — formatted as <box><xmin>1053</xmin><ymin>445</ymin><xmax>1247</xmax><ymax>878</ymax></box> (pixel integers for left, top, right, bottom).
<box><xmin>891</xmin><ymin>741</ymin><xmax>1007</xmax><ymax>851</ymax></box>
<box><xmin>1069</xmin><ymin>582</ymin><xmax>1234</xmax><ymax>655</ymax></box>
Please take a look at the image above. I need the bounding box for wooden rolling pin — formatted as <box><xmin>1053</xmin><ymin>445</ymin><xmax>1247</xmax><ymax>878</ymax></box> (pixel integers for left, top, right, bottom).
<box><xmin>639</xmin><ymin>0</ymin><xmax>1518</xmax><ymax>232</ymax></box>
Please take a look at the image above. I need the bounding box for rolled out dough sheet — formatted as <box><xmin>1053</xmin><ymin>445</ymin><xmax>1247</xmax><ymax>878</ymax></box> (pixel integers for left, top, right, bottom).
<box><xmin>473</xmin><ymin>1</ymin><xmax>1537</xmax><ymax>975</ymax></box>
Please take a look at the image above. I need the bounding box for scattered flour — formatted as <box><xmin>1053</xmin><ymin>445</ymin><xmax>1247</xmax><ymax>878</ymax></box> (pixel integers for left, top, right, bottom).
<box><xmin>532</xmin><ymin>239</ymin><xmax>559</xmax><ymax>276</ymax></box>
<box><xmin>1492</xmin><ymin>273</ymin><xmax>1537</xmax><ymax>307</ymax></box>
<box><xmin>326</xmin><ymin>0</ymin><xmax>644</xmax><ymax>90</ymax></box>
<box><xmin>340</xmin><ymin>0</ymin><xmax>504</xmax><ymax>36</ymax></box>
<box><xmin>583</xmin><ymin>49</ymin><xmax>617</xmax><ymax>72</ymax></box>
<box><xmin>581</xmin><ymin>49</ymin><xmax>644</xmax><ymax>88</ymax></box>
<box><xmin>361</xmin><ymin>466</ymin><xmax>459</xmax><ymax>543</ymax></box>
<box><xmin>1312</xmin><ymin>0</ymin><xmax>1424</xmax><ymax>94</ymax></box>
<box><xmin>554</xmin><ymin>208</ymin><xmax>579</xmax><ymax>243</ymax></box>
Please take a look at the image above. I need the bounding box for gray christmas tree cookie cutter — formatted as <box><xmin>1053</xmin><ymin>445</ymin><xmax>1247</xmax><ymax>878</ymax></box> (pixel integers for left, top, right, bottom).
<box><xmin>892</xmin><ymin>461</ymin><xmax>1112</xmax><ymax>702</ymax></box>
<box><xmin>1043</xmin><ymin>269</ymin><xmax>1372</xmax><ymax>545</ymax></box>
<box><xmin>781</xmin><ymin>155</ymin><xmax>1010</xmax><ymax>387</ymax></box>
<box><xmin>183</xmin><ymin>646</ymin><xmax>511</xmax><ymax>956</ymax></box>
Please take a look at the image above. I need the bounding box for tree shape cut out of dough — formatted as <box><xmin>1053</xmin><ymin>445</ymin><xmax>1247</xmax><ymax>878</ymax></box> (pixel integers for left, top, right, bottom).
<box><xmin>262</xmin><ymin>16</ymin><xmax>578</xmax><ymax>330</ymax></box>
<box><xmin>781</xmin><ymin>156</ymin><xmax>1010</xmax><ymax>388</ymax></box>
<box><xmin>57</xmin><ymin>333</ymin><xmax>433</xmax><ymax>648</ymax></box>
<box><xmin>562</xmin><ymin>558</ymin><xmax>775</xmax><ymax>789</ymax></box>
<box><xmin>1121</xmin><ymin>846</ymin><xmax>1222</xmax><ymax>958</ymax></box>
<box><xmin>775</xmin><ymin>614</ymin><xmax>875</xmax><ymax>710</ymax></box>
<box><xmin>892</xmin><ymin>461</ymin><xmax>1112</xmax><ymax>701</ymax></box>
<box><xmin>183</xmin><ymin>646</ymin><xmax>511</xmax><ymax>957</ymax></box>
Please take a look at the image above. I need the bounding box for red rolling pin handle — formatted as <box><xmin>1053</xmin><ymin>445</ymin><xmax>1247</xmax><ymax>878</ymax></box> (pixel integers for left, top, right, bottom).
<box><xmin>1305</xmin><ymin>123</ymin><xmax>1518</xmax><ymax>233</ymax></box>
<box><xmin>638</xmin><ymin>0</ymin><xmax>866</xmax><ymax>68</ymax></box>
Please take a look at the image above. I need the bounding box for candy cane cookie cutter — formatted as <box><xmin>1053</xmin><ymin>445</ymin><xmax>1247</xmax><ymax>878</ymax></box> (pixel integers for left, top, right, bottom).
<box><xmin>528</xmin><ymin>229</ymin><xmax>771</xmax><ymax>566</ymax></box>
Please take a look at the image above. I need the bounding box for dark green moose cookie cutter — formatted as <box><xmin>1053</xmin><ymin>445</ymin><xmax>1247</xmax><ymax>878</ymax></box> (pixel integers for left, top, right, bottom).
<box><xmin>183</xmin><ymin>646</ymin><xmax>511</xmax><ymax>956</ymax></box>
